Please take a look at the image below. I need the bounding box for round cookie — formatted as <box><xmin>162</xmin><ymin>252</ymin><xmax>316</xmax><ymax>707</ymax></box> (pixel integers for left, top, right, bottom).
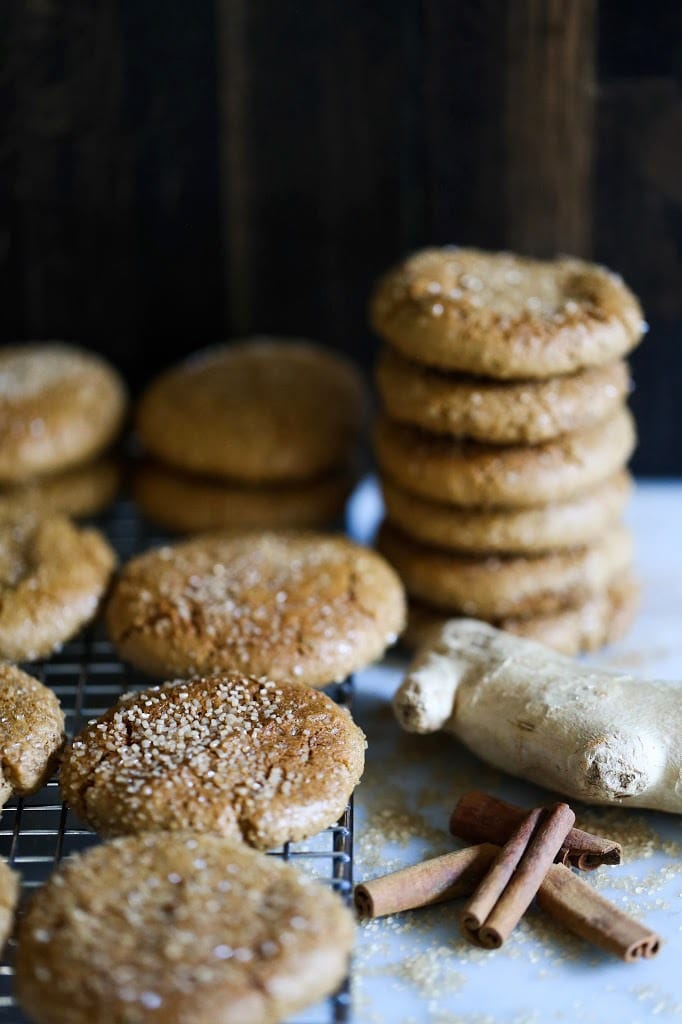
<box><xmin>376</xmin><ymin>346</ymin><xmax>631</xmax><ymax>444</ymax></box>
<box><xmin>134</xmin><ymin>461</ymin><xmax>353</xmax><ymax>534</ymax></box>
<box><xmin>370</xmin><ymin>247</ymin><xmax>645</xmax><ymax>379</ymax></box>
<box><xmin>374</xmin><ymin>407</ymin><xmax>635</xmax><ymax>508</ymax></box>
<box><xmin>0</xmin><ymin>663</ymin><xmax>65</xmax><ymax>805</ymax></box>
<box><xmin>381</xmin><ymin>472</ymin><xmax>631</xmax><ymax>555</ymax></box>
<box><xmin>0</xmin><ymin>459</ymin><xmax>120</xmax><ymax>520</ymax></box>
<box><xmin>403</xmin><ymin>574</ymin><xmax>639</xmax><ymax>656</ymax></box>
<box><xmin>0</xmin><ymin>859</ymin><xmax>19</xmax><ymax>954</ymax></box>
<box><xmin>0</xmin><ymin>343</ymin><xmax>127</xmax><ymax>483</ymax></box>
<box><xmin>0</xmin><ymin>514</ymin><xmax>117</xmax><ymax>661</ymax></box>
<box><xmin>15</xmin><ymin>831</ymin><xmax>355</xmax><ymax>1024</ymax></box>
<box><xmin>377</xmin><ymin>521</ymin><xmax>633</xmax><ymax>619</ymax></box>
<box><xmin>62</xmin><ymin>673</ymin><xmax>365</xmax><ymax>848</ymax></box>
<box><xmin>106</xmin><ymin>531</ymin><xmax>405</xmax><ymax>686</ymax></box>
<box><xmin>136</xmin><ymin>338</ymin><xmax>366</xmax><ymax>482</ymax></box>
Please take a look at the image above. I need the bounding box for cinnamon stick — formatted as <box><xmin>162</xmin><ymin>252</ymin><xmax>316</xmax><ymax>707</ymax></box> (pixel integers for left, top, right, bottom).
<box><xmin>354</xmin><ymin>843</ymin><xmax>498</xmax><ymax>918</ymax></box>
<box><xmin>538</xmin><ymin>863</ymin><xmax>661</xmax><ymax>961</ymax></box>
<box><xmin>460</xmin><ymin>809</ymin><xmax>542</xmax><ymax>942</ymax></box>
<box><xmin>450</xmin><ymin>791</ymin><xmax>622</xmax><ymax>870</ymax></box>
<box><xmin>462</xmin><ymin>803</ymin><xmax>576</xmax><ymax>948</ymax></box>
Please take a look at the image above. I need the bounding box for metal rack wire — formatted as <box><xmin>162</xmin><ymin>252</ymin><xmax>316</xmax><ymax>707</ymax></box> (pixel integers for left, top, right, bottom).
<box><xmin>0</xmin><ymin>501</ymin><xmax>354</xmax><ymax>1024</ymax></box>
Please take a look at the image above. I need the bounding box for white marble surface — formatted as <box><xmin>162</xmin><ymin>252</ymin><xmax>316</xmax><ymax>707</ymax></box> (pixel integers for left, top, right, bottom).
<box><xmin>347</xmin><ymin>480</ymin><xmax>682</xmax><ymax>1024</ymax></box>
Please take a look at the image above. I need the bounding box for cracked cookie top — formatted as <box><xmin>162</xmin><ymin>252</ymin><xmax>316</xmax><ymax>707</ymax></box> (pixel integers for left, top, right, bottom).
<box><xmin>0</xmin><ymin>663</ymin><xmax>65</xmax><ymax>806</ymax></box>
<box><xmin>105</xmin><ymin>530</ymin><xmax>405</xmax><ymax>686</ymax></box>
<box><xmin>60</xmin><ymin>673</ymin><xmax>365</xmax><ymax>848</ymax></box>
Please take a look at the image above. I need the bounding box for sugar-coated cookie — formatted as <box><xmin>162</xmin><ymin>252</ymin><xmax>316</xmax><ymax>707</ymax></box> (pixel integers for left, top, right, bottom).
<box><xmin>107</xmin><ymin>531</ymin><xmax>405</xmax><ymax>686</ymax></box>
<box><xmin>0</xmin><ymin>514</ymin><xmax>116</xmax><ymax>661</ymax></box>
<box><xmin>15</xmin><ymin>831</ymin><xmax>355</xmax><ymax>1024</ymax></box>
<box><xmin>0</xmin><ymin>343</ymin><xmax>127</xmax><ymax>483</ymax></box>
<box><xmin>377</xmin><ymin>520</ymin><xmax>633</xmax><ymax>619</ymax></box>
<box><xmin>370</xmin><ymin>248</ymin><xmax>645</xmax><ymax>379</ymax></box>
<box><xmin>136</xmin><ymin>338</ymin><xmax>366</xmax><ymax>482</ymax></box>
<box><xmin>376</xmin><ymin>346</ymin><xmax>630</xmax><ymax>444</ymax></box>
<box><xmin>381</xmin><ymin>472</ymin><xmax>631</xmax><ymax>555</ymax></box>
<box><xmin>403</xmin><ymin>574</ymin><xmax>639</xmax><ymax>656</ymax></box>
<box><xmin>62</xmin><ymin>673</ymin><xmax>365</xmax><ymax>848</ymax></box>
<box><xmin>134</xmin><ymin>461</ymin><xmax>352</xmax><ymax>534</ymax></box>
<box><xmin>374</xmin><ymin>407</ymin><xmax>635</xmax><ymax>508</ymax></box>
<box><xmin>0</xmin><ymin>860</ymin><xmax>19</xmax><ymax>954</ymax></box>
<box><xmin>0</xmin><ymin>663</ymin><xmax>65</xmax><ymax>805</ymax></box>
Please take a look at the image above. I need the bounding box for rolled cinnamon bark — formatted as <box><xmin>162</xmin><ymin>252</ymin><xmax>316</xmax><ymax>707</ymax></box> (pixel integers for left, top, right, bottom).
<box><xmin>538</xmin><ymin>864</ymin><xmax>662</xmax><ymax>961</ymax></box>
<box><xmin>450</xmin><ymin>791</ymin><xmax>622</xmax><ymax>870</ymax></box>
<box><xmin>354</xmin><ymin>843</ymin><xmax>498</xmax><ymax>918</ymax></box>
<box><xmin>461</xmin><ymin>809</ymin><xmax>542</xmax><ymax>941</ymax></box>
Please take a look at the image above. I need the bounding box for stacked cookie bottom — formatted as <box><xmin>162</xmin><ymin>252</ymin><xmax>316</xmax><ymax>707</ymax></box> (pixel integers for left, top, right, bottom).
<box><xmin>374</xmin><ymin>348</ymin><xmax>639</xmax><ymax>655</ymax></box>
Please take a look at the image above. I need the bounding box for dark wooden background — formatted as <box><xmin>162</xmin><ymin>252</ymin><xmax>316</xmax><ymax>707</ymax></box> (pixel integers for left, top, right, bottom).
<box><xmin>1</xmin><ymin>0</ymin><xmax>681</xmax><ymax>474</ymax></box>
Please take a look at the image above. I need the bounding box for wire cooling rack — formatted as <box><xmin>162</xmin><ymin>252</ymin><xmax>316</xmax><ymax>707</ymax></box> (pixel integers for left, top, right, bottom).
<box><xmin>0</xmin><ymin>500</ymin><xmax>354</xmax><ymax>1024</ymax></box>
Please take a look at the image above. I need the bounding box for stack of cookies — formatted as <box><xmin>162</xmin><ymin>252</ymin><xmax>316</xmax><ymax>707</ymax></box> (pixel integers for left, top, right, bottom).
<box><xmin>371</xmin><ymin>247</ymin><xmax>646</xmax><ymax>654</ymax></box>
<box><xmin>0</xmin><ymin>343</ymin><xmax>126</xmax><ymax>518</ymax></box>
<box><xmin>134</xmin><ymin>337</ymin><xmax>366</xmax><ymax>534</ymax></box>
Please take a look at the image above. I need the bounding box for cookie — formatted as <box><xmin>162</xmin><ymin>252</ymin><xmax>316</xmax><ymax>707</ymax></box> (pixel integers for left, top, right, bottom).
<box><xmin>377</xmin><ymin>521</ymin><xmax>633</xmax><ymax>619</ymax></box>
<box><xmin>0</xmin><ymin>514</ymin><xmax>116</xmax><ymax>661</ymax></box>
<box><xmin>15</xmin><ymin>831</ymin><xmax>355</xmax><ymax>1024</ymax></box>
<box><xmin>381</xmin><ymin>471</ymin><xmax>631</xmax><ymax>555</ymax></box>
<box><xmin>136</xmin><ymin>338</ymin><xmax>366</xmax><ymax>482</ymax></box>
<box><xmin>376</xmin><ymin>346</ymin><xmax>631</xmax><ymax>444</ymax></box>
<box><xmin>374</xmin><ymin>407</ymin><xmax>635</xmax><ymax>507</ymax></box>
<box><xmin>62</xmin><ymin>673</ymin><xmax>365</xmax><ymax>848</ymax></box>
<box><xmin>134</xmin><ymin>460</ymin><xmax>353</xmax><ymax>534</ymax></box>
<box><xmin>370</xmin><ymin>247</ymin><xmax>645</xmax><ymax>379</ymax></box>
<box><xmin>403</xmin><ymin>574</ymin><xmax>639</xmax><ymax>656</ymax></box>
<box><xmin>106</xmin><ymin>531</ymin><xmax>405</xmax><ymax>686</ymax></box>
<box><xmin>0</xmin><ymin>663</ymin><xmax>65</xmax><ymax>805</ymax></box>
<box><xmin>0</xmin><ymin>860</ymin><xmax>19</xmax><ymax>953</ymax></box>
<box><xmin>0</xmin><ymin>343</ymin><xmax>127</xmax><ymax>483</ymax></box>
<box><xmin>0</xmin><ymin>459</ymin><xmax>120</xmax><ymax>520</ymax></box>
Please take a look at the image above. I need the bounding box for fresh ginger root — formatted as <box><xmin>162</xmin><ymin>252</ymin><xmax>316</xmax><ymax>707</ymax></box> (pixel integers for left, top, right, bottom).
<box><xmin>394</xmin><ymin>619</ymin><xmax>682</xmax><ymax>814</ymax></box>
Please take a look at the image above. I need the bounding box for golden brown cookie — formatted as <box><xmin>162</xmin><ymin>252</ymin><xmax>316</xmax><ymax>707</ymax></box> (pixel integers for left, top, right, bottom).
<box><xmin>377</xmin><ymin>521</ymin><xmax>633</xmax><ymax>619</ymax></box>
<box><xmin>403</xmin><ymin>574</ymin><xmax>639</xmax><ymax>656</ymax></box>
<box><xmin>0</xmin><ymin>860</ymin><xmax>19</xmax><ymax>953</ymax></box>
<box><xmin>0</xmin><ymin>343</ymin><xmax>127</xmax><ymax>483</ymax></box>
<box><xmin>136</xmin><ymin>338</ymin><xmax>366</xmax><ymax>482</ymax></box>
<box><xmin>62</xmin><ymin>673</ymin><xmax>365</xmax><ymax>848</ymax></box>
<box><xmin>374</xmin><ymin>407</ymin><xmax>635</xmax><ymax>508</ymax></box>
<box><xmin>15</xmin><ymin>831</ymin><xmax>355</xmax><ymax>1024</ymax></box>
<box><xmin>376</xmin><ymin>346</ymin><xmax>631</xmax><ymax>444</ymax></box>
<box><xmin>134</xmin><ymin>460</ymin><xmax>353</xmax><ymax>534</ymax></box>
<box><xmin>381</xmin><ymin>472</ymin><xmax>631</xmax><ymax>555</ymax></box>
<box><xmin>370</xmin><ymin>248</ymin><xmax>645</xmax><ymax>378</ymax></box>
<box><xmin>0</xmin><ymin>664</ymin><xmax>65</xmax><ymax>805</ymax></box>
<box><xmin>0</xmin><ymin>459</ymin><xmax>120</xmax><ymax>520</ymax></box>
<box><xmin>106</xmin><ymin>531</ymin><xmax>405</xmax><ymax>686</ymax></box>
<box><xmin>0</xmin><ymin>514</ymin><xmax>117</xmax><ymax>661</ymax></box>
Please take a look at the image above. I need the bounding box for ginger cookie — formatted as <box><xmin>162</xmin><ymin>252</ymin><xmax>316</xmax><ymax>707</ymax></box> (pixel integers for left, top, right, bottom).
<box><xmin>0</xmin><ymin>663</ymin><xmax>65</xmax><ymax>805</ymax></box>
<box><xmin>370</xmin><ymin>247</ymin><xmax>645</xmax><ymax>378</ymax></box>
<box><xmin>0</xmin><ymin>514</ymin><xmax>116</xmax><ymax>661</ymax></box>
<box><xmin>376</xmin><ymin>346</ymin><xmax>630</xmax><ymax>444</ymax></box>
<box><xmin>106</xmin><ymin>531</ymin><xmax>405</xmax><ymax>685</ymax></box>
<box><xmin>374</xmin><ymin>407</ymin><xmax>635</xmax><ymax>508</ymax></box>
<box><xmin>0</xmin><ymin>459</ymin><xmax>120</xmax><ymax>520</ymax></box>
<box><xmin>0</xmin><ymin>860</ymin><xmax>19</xmax><ymax>953</ymax></box>
<box><xmin>61</xmin><ymin>673</ymin><xmax>365</xmax><ymax>848</ymax></box>
<box><xmin>381</xmin><ymin>472</ymin><xmax>631</xmax><ymax>555</ymax></box>
<box><xmin>403</xmin><ymin>574</ymin><xmax>639</xmax><ymax>656</ymax></box>
<box><xmin>15</xmin><ymin>831</ymin><xmax>355</xmax><ymax>1024</ymax></box>
<box><xmin>134</xmin><ymin>460</ymin><xmax>353</xmax><ymax>534</ymax></box>
<box><xmin>136</xmin><ymin>338</ymin><xmax>366</xmax><ymax>482</ymax></box>
<box><xmin>0</xmin><ymin>343</ymin><xmax>127</xmax><ymax>483</ymax></box>
<box><xmin>377</xmin><ymin>521</ymin><xmax>633</xmax><ymax>619</ymax></box>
